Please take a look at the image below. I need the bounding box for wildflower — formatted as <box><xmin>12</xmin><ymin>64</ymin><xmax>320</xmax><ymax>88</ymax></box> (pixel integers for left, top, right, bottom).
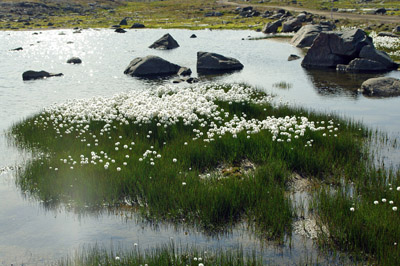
<box><xmin>374</xmin><ymin>201</ymin><xmax>379</xmax><ymax>205</ymax></box>
<box><xmin>389</xmin><ymin>201</ymin><xmax>394</xmax><ymax>205</ymax></box>
<box><xmin>382</xmin><ymin>198</ymin><xmax>387</xmax><ymax>203</ymax></box>
<box><xmin>173</xmin><ymin>158</ymin><xmax>177</xmax><ymax>163</ymax></box>
<box><xmin>182</xmin><ymin>182</ymin><xmax>186</xmax><ymax>186</ymax></box>
<box><xmin>117</xmin><ymin>167</ymin><xmax>121</xmax><ymax>171</ymax></box>
<box><xmin>350</xmin><ymin>207</ymin><xmax>355</xmax><ymax>212</ymax></box>
<box><xmin>115</xmin><ymin>256</ymin><xmax>120</xmax><ymax>260</ymax></box>
<box><xmin>393</xmin><ymin>207</ymin><xmax>398</xmax><ymax>211</ymax></box>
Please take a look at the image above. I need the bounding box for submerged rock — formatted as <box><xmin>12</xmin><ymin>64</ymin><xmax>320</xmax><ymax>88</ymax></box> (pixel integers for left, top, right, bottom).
<box><xmin>115</xmin><ymin>28</ymin><xmax>126</xmax><ymax>33</ymax></box>
<box><xmin>124</xmin><ymin>55</ymin><xmax>181</xmax><ymax>77</ymax></box>
<box><xmin>22</xmin><ymin>70</ymin><xmax>63</xmax><ymax>80</ymax></box>
<box><xmin>11</xmin><ymin>47</ymin><xmax>23</xmax><ymax>51</ymax></box>
<box><xmin>197</xmin><ymin>51</ymin><xmax>243</xmax><ymax>74</ymax></box>
<box><xmin>288</xmin><ymin>54</ymin><xmax>301</xmax><ymax>61</ymax></box>
<box><xmin>149</xmin><ymin>33</ymin><xmax>179</xmax><ymax>50</ymax></box>
<box><xmin>361</xmin><ymin>77</ymin><xmax>400</xmax><ymax>97</ymax></box>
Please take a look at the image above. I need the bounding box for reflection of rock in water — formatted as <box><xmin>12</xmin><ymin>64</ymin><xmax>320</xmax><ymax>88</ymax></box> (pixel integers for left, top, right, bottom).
<box><xmin>305</xmin><ymin>69</ymin><xmax>382</xmax><ymax>98</ymax></box>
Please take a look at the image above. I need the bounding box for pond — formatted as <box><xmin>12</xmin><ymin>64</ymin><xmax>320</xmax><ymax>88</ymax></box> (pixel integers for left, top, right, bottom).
<box><xmin>0</xmin><ymin>28</ymin><xmax>399</xmax><ymax>265</ymax></box>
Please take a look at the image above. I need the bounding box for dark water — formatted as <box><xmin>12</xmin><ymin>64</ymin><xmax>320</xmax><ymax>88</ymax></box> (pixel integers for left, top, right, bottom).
<box><xmin>0</xmin><ymin>28</ymin><xmax>399</xmax><ymax>265</ymax></box>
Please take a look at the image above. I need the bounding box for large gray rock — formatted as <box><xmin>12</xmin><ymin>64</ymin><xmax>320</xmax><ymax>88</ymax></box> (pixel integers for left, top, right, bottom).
<box><xmin>281</xmin><ymin>17</ymin><xmax>302</xmax><ymax>33</ymax></box>
<box><xmin>262</xmin><ymin>20</ymin><xmax>282</xmax><ymax>34</ymax></box>
<box><xmin>290</xmin><ymin>24</ymin><xmax>332</xmax><ymax>48</ymax></box>
<box><xmin>339</xmin><ymin>58</ymin><xmax>387</xmax><ymax>72</ymax></box>
<box><xmin>301</xmin><ymin>29</ymin><xmax>373</xmax><ymax>69</ymax></box>
<box><xmin>124</xmin><ymin>56</ymin><xmax>181</xmax><ymax>77</ymax></box>
<box><xmin>197</xmin><ymin>52</ymin><xmax>243</xmax><ymax>74</ymax></box>
<box><xmin>22</xmin><ymin>70</ymin><xmax>63</xmax><ymax>80</ymax></box>
<box><xmin>359</xmin><ymin>45</ymin><xmax>398</xmax><ymax>70</ymax></box>
<box><xmin>361</xmin><ymin>77</ymin><xmax>400</xmax><ymax>97</ymax></box>
<box><xmin>149</xmin><ymin>33</ymin><xmax>179</xmax><ymax>50</ymax></box>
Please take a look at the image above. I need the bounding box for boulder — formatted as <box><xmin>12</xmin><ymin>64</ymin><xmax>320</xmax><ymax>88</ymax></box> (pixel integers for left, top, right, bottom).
<box><xmin>262</xmin><ymin>20</ymin><xmax>282</xmax><ymax>34</ymax></box>
<box><xmin>290</xmin><ymin>24</ymin><xmax>332</xmax><ymax>48</ymax></box>
<box><xmin>131</xmin><ymin>23</ymin><xmax>145</xmax><ymax>28</ymax></box>
<box><xmin>177</xmin><ymin>67</ymin><xmax>192</xmax><ymax>76</ymax></box>
<box><xmin>67</xmin><ymin>57</ymin><xmax>82</xmax><ymax>64</ymax></box>
<box><xmin>288</xmin><ymin>54</ymin><xmax>301</xmax><ymax>61</ymax></box>
<box><xmin>377</xmin><ymin>31</ymin><xmax>398</xmax><ymax>38</ymax></box>
<box><xmin>124</xmin><ymin>55</ymin><xmax>181</xmax><ymax>77</ymax></box>
<box><xmin>197</xmin><ymin>51</ymin><xmax>243</xmax><ymax>74</ymax></box>
<box><xmin>374</xmin><ymin>8</ymin><xmax>386</xmax><ymax>15</ymax></box>
<box><xmin>115</xmin><ymin>28</ymin><xmax>126</xmax><ymax>33</ymax></box>
<box><xmin>190</xmin><ymin>34</ymin><xmax>197</xmax><ymax>38</ymax></box>
<box><xmin>338</xmin><ymin>58</ymin><xmax>387</xmax><ymax>72</ymax></box>
<box><xmin>301</xmin><ymin>29</ymin><xmax>373</xmax><ymax>69</ymax></box>
<box><xmin>361</xmin><ymin>77</ymin><xmax>400</xmax><ymax>97</ymax></box>
<box><xmin>359</xmin><ymin>45</ymin><xmax>398</xmax><ymax>70</ymax></box>
<box><xmin>22</xmin><ymin>70</ymin><xmax>63</xmax><ymax>80</ymax></box>
<box><xmin>281</xmin><ymin>17</ymin><xmax>302</xmax><ymax>33</ymax></box>
<box><xmin>149</xmin><ymin>33</ymin><xmax>179</xmax><ymax>50</ymax></box>
<box><xmin>119</xmin><ymin>18</ymin><xmax>128</xmax><ymax>26</ymax></box>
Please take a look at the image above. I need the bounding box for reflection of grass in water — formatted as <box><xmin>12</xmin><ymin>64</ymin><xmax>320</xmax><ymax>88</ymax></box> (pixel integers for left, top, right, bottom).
<box><xmin>273</xmin><ymin>81</ymin><xmax>292</xmax><ymax>89</ymax></box>
<box><xmin>60</xmin><ymin>242</ymin><xmax>262</xmax><ymax>266</ymax></box>
<box><xmin>11</xmin><ymin>84</ymin><xmax>374</xmax><ymax>246</ymax></box>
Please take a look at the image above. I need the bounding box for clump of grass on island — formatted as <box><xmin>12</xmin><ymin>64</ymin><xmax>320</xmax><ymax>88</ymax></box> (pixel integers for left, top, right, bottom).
<box><xmin>60</xmin><ymin>242</ymin><xmax>262</xmax><ymax>266</ymax></box>
<box><xmin>10</xmin><ymin>83</ymin><xmax>370</xmax><ymax>240</ymax></box>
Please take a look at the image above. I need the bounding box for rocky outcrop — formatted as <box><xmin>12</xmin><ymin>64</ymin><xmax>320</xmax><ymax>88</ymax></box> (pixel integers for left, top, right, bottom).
<box><xmin>67</xmin><ymin>57</ymin><xmax>82</xmax><ymax>64</ymax></box>
<box><xmin>290</xmin><ymin>24</ymin><xmax>333</xmax><ymax>48</ymax></box>
<box><xmin>149</xmin><ymin>33</ymin><xmax>179</xmax><ymax>50</ymax></box>
<box><xmin>262</xmin><ymin>20</ymin><xmax>282</xmax><ymax>34</ymax></box>
<box><xmin>301</xmin><ymin>28</ymin><xmax>398</xmax><ymax>73</ymax></box>
<box><xmin>22</xmin><ymin>70</ymin><xmax>63</xmax><ymax>80</ymax></box>
<box><xmin>197</xmin><ymin>52</ymin><xmax>243</xmax><ymax>74</ymax></box>
<box><xmin>124</xmin><ymin>55</ymin><xmax>181</xmax><ymax>77</ymax></box>
<box><xmin>361</xmin><ymin>77</ymin><xmax>400</xmax><ymax>97</ymax></box>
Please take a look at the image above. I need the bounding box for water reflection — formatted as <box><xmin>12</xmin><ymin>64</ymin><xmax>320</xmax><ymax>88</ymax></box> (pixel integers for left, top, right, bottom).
<box><xmin>305</xmin><ymin>69</ymin><xmax>384</xmax><ymax>98</ymax></box>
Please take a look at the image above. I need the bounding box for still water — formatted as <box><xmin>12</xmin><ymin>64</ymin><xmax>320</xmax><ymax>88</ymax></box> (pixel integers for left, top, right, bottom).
<box><xmin>0</xmin><ymin>28</ymin><xmax>399</xmax><ymax>265</ymax></box>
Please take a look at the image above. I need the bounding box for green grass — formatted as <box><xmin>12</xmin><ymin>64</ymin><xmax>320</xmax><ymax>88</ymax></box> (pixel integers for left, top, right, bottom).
<box><xmin>10</xmin><ymin>84</ymin><xmax>370</xmax><ymax>241</ymax></box>
<box><xmin>60</xmin><ymin>242</ymin><xmax>262</xmax><ymax>266</ymax></box>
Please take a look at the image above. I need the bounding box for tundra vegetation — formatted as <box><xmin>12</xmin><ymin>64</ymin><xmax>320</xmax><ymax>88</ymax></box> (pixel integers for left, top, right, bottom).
<box><xmin>10</xmin><ymin>83</ymin><xmax>400</xmax><ymax>265</ymax></box>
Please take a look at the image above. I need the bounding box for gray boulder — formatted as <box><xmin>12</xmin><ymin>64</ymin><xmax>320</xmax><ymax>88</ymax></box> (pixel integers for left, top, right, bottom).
<box><xmin>281</xmin><ymin>17</ymin><xmax>302</xmax><ymax>33</ymax></box>
<box><xmin>290</xmin><ymin>24</ymin><xmax>332</xmax><ymax>48</ymax></box>
<box><xmin>338</xmin><ymin>58</ymin><xmax>387</xmax><ymax>72</ymax></box>
<box><xmin>124</xmin><ymin>55</ymin><xmax>181</xmax><ymax>77</ymax></box>
<box><xmin>119</xmin><ymin>18</ymin><xmax>128</xmax><ymax>26</ymax></box>
<box><xmin>67</xmin><ymin>57</ymin><xmax>82</xmax><ymax>64</ymax></box>
<box><xmin>262</xmin><ymin>20</ymin><xmax>282</xmax><ymax>34</ymax></box>
<box><xmin>301</xmin><ymin>29</ymin><xmax>373</xmax><ymax>69</ymax></box>
<box><xmin>359</xmin><ymin>45</ymin><xmax>398</xmax><ymax>70</ymax></box>
<box><xmin>115</xmin><ymin>28</ymin><xmax>127</xmax><ymax>33</ymax></box>
<box><xmin>22</xmin><ymin>70</ymin><xmax>63</xmax><ymax>80</ymax></box>
<box><xmin>361</xmin><ymin>77</ymin><xmax>400</xmax><ymax>97</ymax></box>
<box><xmin>197</xmin><ymin>52</ymin><xmax>243</xmax><ymax>74</ymax></box>
<box><xmin>149</xmin><ymin>33</ymin><xmax>179</xmax><ymax>50</ymax></box>
<box><xmin>131</xmin><ymin>23</ymin><xmax>145</xmax><ymax>29</ymax></box>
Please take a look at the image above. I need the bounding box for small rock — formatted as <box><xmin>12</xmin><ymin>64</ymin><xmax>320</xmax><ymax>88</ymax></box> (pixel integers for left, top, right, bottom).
<box><xmin>130</xmin><ymin>23</ymin><xmax>145</xmax><ymax>28</ymax></box>
<box><xmin>288</xmin><ymin>54</ymin><xmax>301</xmax><ymax>61</ymax></box>
<box><xmin>361</xmin><ymin>77</ymin><xmax>400</xmax><ymax>97</ymax></box>
<box><xmin>262</xmin><ymin>20</ymin><xmax>282</xmax><ymax>34</ymax></box>
<box><xmin>119</xmin><ymin>18</ymin><xmax>128</xmax><ymax>26</ymax></box>
<box><xmin>149</xmin><ymin>33</ymin><xmax>179</xmax><ymax>50</ymax></box>
<box><xmin>190</xmin><ymin>34</ymin><xmax>197</xmax><ymax>38</ymax></box>
<box><xmin>11</xmin><ymin>47</ymin><xmax>23</xmax><ymax>51</ymax></box>
<box><xmin>197</xmin><ymin>51</ymin><xmax>243</xmax><ymax>74</ymax></box>
<box><xmin>22</xmin><ymin>70</ymin><xmax>63</xmax><ymax>81</ymax></box>
<box><xmin>115</xmin><ymin>28</ymin><xmax>127</xmax><ymax>33</ymax></box>
<box><xmin>178</xmin><ymin>67</ymin><xmax>192</xmax><ymax>76</ymax></box>
<box><xmin>67</xmin><ymin>57</ymin><xmax>82</xmax><ymax>64</ymax></box>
